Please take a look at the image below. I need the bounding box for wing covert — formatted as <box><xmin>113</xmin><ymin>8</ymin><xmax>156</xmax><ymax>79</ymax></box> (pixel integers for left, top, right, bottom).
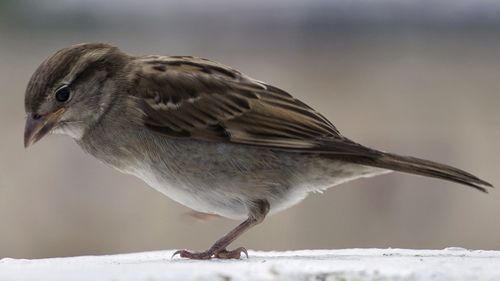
<box><xmin>129</xmin><ymin>56</ymin><xmax>380</xmax><ymax>156</ymax></box>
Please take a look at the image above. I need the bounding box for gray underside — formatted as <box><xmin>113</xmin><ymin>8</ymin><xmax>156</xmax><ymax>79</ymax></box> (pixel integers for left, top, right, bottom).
<box><xmin>76</xmin><ymin>123</ymin><xmax>388</xmax><ymax>219</ymax></box>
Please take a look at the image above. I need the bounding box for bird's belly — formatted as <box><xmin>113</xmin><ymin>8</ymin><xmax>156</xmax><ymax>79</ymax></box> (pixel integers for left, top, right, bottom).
<box><xmin>122</xmin><ymin>163</ymin><xmax>299</xmax><ymax>219</ymax></box>
<box><xmin>122</xmin><ymin>158</ymin><xmax>386</xmax><ymax>219</ymax></box>
<box><xmin>120</xmin><ymin>143</ymin><xmax>388</xmax><ymax>220</ymax></box>
<box><xmin>124</xmin><ymin>165</ymin><xmax>265</xmax><ymax>219</ymax></box>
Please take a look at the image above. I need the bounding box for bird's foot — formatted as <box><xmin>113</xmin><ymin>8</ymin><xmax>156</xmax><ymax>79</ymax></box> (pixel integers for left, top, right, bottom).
<box><xmin>172</xmin><ymin>247</ymin><xmax>248</xmax><ymax>260</ymax></box>
<box><xmin>214</xmin><ymin>247</ymin><xmax>248</xmax><ymax>259</ymax></box>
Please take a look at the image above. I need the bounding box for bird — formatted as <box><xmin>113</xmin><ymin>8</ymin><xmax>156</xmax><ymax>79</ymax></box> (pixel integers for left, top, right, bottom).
<box><xmin>24</xmin><ymin>43</ymin><xmax>493</xmax><ymax>260</ymax></box>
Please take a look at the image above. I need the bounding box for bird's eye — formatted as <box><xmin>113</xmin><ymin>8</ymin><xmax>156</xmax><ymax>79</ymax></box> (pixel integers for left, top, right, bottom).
<box><xmin>55</xmin><ymin>85</ymin><xmax>71</xmax><ymax>102</ymax></box>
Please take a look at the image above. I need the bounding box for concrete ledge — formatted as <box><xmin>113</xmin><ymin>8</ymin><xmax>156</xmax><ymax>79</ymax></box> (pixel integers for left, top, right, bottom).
<box><xmin>1</xmin><ymin>248</ymin><xmax>499</xmax><ymax>281</ymax></box>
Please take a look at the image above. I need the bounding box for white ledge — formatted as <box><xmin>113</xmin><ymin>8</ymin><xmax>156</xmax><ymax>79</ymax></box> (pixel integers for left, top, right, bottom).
<box><xmin>1</xmin><ymin>248</ymin><xmax>500</xmax><ymax>281</ymax></box>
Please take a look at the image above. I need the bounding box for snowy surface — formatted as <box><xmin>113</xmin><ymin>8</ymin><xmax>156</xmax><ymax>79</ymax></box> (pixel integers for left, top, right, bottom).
<box><xmin>1</xmin><ymin>248</ymin><xmax>500</xmax><ymax>281</ymax></box>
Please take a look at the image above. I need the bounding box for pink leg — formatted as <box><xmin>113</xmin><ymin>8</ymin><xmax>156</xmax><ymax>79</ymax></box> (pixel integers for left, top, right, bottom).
<box><xmin>173</xmin><ymin>200</ymin><xmax>270</xmax><ymax>260</ymax></box>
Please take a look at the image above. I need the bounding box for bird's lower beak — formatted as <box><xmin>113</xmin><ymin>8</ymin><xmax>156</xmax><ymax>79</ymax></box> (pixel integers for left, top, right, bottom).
<box><xmin>24</xmin><ymin>108</ymin><xmax>65</xmax><ymax>148</ymax></box>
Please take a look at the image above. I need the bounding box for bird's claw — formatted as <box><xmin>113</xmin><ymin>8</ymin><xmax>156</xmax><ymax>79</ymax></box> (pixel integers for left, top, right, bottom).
<box><xmin>214</xmin><ymin>247</ymin><xmax>248</xmax><ymax>259</ymax></box>
<box><xmin>172</xmin><ymin>249</ymin><xmax>212</xmax><ymax>259</ymax></box>
<box><xmin>172</xmin><ymin>247</ymin><xmax>248</xmax><ymax>260</ymax></box>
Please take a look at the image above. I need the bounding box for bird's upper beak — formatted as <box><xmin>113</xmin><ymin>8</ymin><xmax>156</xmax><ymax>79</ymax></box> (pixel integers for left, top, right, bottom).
<box><xmin>24</xmin><ymin>108</ymin><xmax>65</xmax><ymax>148</ymax></box>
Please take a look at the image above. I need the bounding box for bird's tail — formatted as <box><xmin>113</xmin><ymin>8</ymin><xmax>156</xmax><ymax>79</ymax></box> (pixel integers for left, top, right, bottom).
<box><xmin>339</xmin><ymin>152</ymin><xmax>493</xmax><ymax>192</ymax></box>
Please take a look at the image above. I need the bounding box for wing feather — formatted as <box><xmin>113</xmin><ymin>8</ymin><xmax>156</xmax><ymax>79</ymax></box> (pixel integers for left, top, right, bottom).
<box><xmin>130</xmin><ymin>56</ymin><xmax>381</xmax><ymax>157</ymax></box>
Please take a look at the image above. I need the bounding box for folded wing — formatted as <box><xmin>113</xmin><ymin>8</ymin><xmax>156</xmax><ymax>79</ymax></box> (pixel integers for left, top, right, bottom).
<box><xmin>129</xmin><ymin>56</ymin><xmax>381</xmax><ymax>158</ymax></box>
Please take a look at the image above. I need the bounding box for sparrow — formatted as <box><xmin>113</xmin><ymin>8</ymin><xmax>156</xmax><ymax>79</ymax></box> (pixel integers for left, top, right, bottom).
<box><xmin>24</xmin><ymin>43</ymin><xmax>493</xmax><ymax>260</ymax></box>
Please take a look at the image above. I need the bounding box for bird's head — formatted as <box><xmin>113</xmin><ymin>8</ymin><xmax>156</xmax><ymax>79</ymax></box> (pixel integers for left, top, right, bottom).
<box><xmin>24</xmin><ymin>43</ymin><xmax>129</xmax><ymax>148</ymax></box>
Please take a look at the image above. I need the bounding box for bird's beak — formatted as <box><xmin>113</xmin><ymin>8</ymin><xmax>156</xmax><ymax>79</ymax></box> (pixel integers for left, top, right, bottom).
<box><xmin>24</xmin><ymin>108</ymin><xmax>65</xmax><ymax>148</ymax></box>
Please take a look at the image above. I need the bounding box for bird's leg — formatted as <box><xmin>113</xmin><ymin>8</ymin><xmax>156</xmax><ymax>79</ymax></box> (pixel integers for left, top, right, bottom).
<box><xmin>173</xmin><ymin>200</ymin><xmax>270</xmax><ymax>260</ymax></box>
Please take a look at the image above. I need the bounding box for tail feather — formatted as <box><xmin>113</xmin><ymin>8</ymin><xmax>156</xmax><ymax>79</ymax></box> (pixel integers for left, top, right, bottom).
<box><xmin>339</xmin><ymin>152</ymin><xmax>493</xmax><ymax>193</ymax></box>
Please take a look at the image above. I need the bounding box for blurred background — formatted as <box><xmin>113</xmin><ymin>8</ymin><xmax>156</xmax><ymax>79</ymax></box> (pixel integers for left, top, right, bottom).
<box><xmin>0</xmin><ymin>0</ymin><xmax>499</xmax><ymax>258</ymax></box>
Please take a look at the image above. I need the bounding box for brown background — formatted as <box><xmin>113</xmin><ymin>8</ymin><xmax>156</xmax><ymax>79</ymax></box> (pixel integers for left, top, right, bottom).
<box><xmin>0</xmin><ymin>0</ymin><xmax>499</xmax><ymax>258</ymax></box>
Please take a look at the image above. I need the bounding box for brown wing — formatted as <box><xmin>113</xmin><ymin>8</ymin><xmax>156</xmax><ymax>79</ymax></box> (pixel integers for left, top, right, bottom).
<box><xmin>129</xmin><ymin>56</ymin><xmax>381</xmax><ymax>157</ymax></box>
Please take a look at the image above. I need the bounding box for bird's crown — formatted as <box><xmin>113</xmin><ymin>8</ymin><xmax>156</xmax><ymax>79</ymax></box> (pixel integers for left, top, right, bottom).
<box><xmin>24</xmin><ymin>43</ymin><xmax>125</xmax><ymax>113</ymax></box>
